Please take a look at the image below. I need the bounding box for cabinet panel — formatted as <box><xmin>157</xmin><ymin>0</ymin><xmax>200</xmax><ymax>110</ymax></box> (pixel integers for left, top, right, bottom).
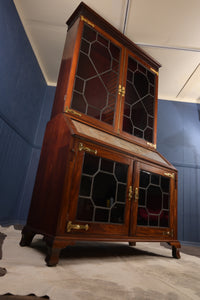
<box><xmin>67</xmin><ymin>141</ymin><xmax>132</xmax><ymax>235</ymax></box>
<box><xmin>121</xmin><ymin>51</ymin><xmax>158</xmax><ymax>144</ymax></box>
<box><xmin>131</xmin><ymin>162</ymin><xmax>176</xmax><ymax>238</ymax></box>
<box><xmin>68</xmin><ymin>22</ymin><xmax>124</xmax><ymax>129</ymax></box>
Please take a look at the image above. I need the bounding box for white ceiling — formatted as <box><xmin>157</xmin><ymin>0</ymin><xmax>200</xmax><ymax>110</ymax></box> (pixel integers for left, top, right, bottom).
<box><xmin>13</xmin><ymin>0</ymin><xmax>200</xmax><ymax>103</ymax></box>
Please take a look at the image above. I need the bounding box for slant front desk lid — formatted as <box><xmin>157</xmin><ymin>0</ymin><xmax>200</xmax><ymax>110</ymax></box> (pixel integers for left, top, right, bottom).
<box><xmin>68</xmin><ymin>117</ymin><xmax>174</xmax><ymax>169</ymax></box>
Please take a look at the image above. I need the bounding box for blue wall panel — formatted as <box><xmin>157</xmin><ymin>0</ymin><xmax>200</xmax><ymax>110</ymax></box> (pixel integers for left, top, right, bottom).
<box><xmin>0</xmin><ymin>0</ymin><xmax>55</xmax><ymax>224</ymax></box>
<box><xmin>157</xmin><ymin>100</ymin><xmax>200</xmax><ymax>244</ymax></box>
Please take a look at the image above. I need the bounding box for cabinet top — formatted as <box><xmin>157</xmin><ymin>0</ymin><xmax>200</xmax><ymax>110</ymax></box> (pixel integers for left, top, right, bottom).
<box><xmin>66</xmin><ymin>2</ymin><xmax>161</xmax><ymax>71</ymax></box>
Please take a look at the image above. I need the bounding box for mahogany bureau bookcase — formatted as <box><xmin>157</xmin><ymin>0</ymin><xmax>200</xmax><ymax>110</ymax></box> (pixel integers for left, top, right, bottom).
<box><xmin>20</xmin><ymin>2</ymin><xmax>181</xmax><ymax>266</ymax></box>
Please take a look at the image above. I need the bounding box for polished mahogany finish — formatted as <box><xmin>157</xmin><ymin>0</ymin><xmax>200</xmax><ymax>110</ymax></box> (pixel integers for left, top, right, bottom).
<box><xmin>20</xmin><ymin>2</ymin><xmax>180</xmax><ymax>266</ymax></box>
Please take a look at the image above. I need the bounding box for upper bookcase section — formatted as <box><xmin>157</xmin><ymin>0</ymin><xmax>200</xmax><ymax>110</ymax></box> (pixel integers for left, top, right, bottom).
<box><xmin>51</xmin><ymin>2</ymin><xmax>161</xmax><ymax>149</ymax></box>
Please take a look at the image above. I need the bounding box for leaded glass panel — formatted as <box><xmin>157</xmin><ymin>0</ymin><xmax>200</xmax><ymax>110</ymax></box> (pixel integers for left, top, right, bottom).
<box><xmin>71</xmin><ymin>24</ymin><xmax>121</xmax><ymax>126</ymax></box>
<box><xmin>137</xmin><ymin>170</ymin><xmax>170</xmax><ymax>228</ymax></box>
<box><xmin>123</xmin><ymin>55</ymin><xmax>156</xmax><ymax>143</ymax></box>
<box><xmin>76</xmin><ymin>153</ymin><xmax>128</xmax><ymax>224</ymax></box>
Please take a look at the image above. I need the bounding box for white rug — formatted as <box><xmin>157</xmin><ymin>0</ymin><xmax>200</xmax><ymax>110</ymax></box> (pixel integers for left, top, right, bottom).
<box><xmin>0</xmin><ymin>226</ymin><xmax>200</xmax><ymax>300</ymax></box>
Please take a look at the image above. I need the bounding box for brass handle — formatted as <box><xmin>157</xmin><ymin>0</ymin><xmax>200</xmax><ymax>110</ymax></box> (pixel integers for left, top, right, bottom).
<box><xmin>164</xmin><ymin>172</ymin><xmax>174</xmax><ymax>179</ymax></box>
<box><xmin>67</xmin><ymin>221</ymin><xmax>89</xmax><ymax>233</ymax></box>
<box><xmin>163</xmin><ymin>229</ymin><xmax>173</xmax><ymax>237</ymax></box>
<box><xmin>128</xmin><ymin>186</ymin><xmax>133</xmax><ymax>201</ymax></box>
<box><xmin>135</xmin><ymin>187</ymin><xmax>139</xmax><ymax>202</ymax></box>
<box><xmin>121</xmin><ymin>86</ymin><xmax>125</xmax><ymax>97</ymax></box>
<box><xmin>147</xmin><ymin>142</ymin><xmax>156</xmax><ymax>149</ymax></box>
<box><xmin>79</xmin><ymin>143</ymin><xmax>97</xmax><ymax>155</ymax></box>
<box><xmin>65</xmin><ymin>106</ymin><xmax>82</xmax><ymax>117</ymax></box>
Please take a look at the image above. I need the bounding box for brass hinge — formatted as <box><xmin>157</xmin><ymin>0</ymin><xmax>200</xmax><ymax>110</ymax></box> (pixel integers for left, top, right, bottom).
<box><xmin>67</xmin><ymin>221</ymin><xmax>89</xmax><ymax>233</ymax></box>
<box><xmin>128</xmin><ymin>186</ymin><xmax>133</xmax><ymax>201</ymax></box>
<box><xmin>79</xmin><ymin>143</ymin><xmax>98</xmax><ymax>155</ymax></box>
<box><xmin>118</xmin><ymin>85</ymin><xmax>125</xmax><ymax>97</ymax></box>
<box><xmin>163</xmin><ymin>229</ymin><xmax>174</xmax><ymax>238</ymax></box>
<box><xmin>80</xmin><ymin>15</ymin><xmax>95</xmax><ymax>28</ymax></box>
<box><xmin>164</xmin><ymin>172</ymin><xmax>175</xmax><ymax>179</ymax></box>
<box><xmin>134</xmin><ymin>187</ymin><xmax>139</xmax><ymax>202</ymax></box>
<box><xmin>150</xmin><ymin>67</ymin><xmax>159</xmax><ymax>76</ymax></box>
<box><xmin>65</xmin><ymin>106</ymin><xmax>82</xmax><ymax>117</ymax></box>
<box><xmin>147</xmin><ymin>142</ymin><xmax>157</xmax><ymax>149</ymax></box>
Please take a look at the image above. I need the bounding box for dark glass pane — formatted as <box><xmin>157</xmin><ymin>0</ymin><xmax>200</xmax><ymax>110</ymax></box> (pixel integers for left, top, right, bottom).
<box><xmin>142</xmin><ymin>95</ymin><xmax>154</xmax><ymax>116</ymax></box>
<box><xmin>151</xmin><ymin>174</ymin><xmax>159</xmax><ymax>185</ymax></box>
<box><xmin>97</xmin><ymin>34</ymin><xmax>108</xmax><ymax>47</ymax></box>
<box><xmin>131</xmin><ymin>102</ymin><xmax>147</xmax><ymax>130</ymax></box>
<box><xmin>128</xmin><ymin>56</ymin><xmax>137</xmax><ymax>72</ymax></box>
<box><xmin>95</xmin><ymin>208</ymin><xmax>109</xmax><ymax>222</ymax></box>
<box><xmin>109</xmin><ymin>42</ymin><xmax>120</xmax><ymax>61</ymax></box>
<box><xmin>150</xmin><ymin>85</ymin><xmax>155</xmax><ymax>96</ymax></box>
<box><xmin>160</xmin><ymin>211</ymin><xmax>169</xmax><ymax>227</ymax></box>
<box><xmin>140</xmin><ymin>171</ymin><xmax>150</xmax><ymax>188</ymax></box>
<box><xmin>161</xmin><ymin>177</ymin><xmax>170</xmax><ymax>193</ymax></box>
<box><xmin>80</xmin><ymin>39</ymin><xmax>90</xmax><ymax>54</ymax></box>
<box><xmin>148</xmin><ymin>116</ymin><xmax>154</xmax><ymax>128</ymax></box>
<box><xmin>144</xmin><ymin>128</ymin><xmax>153</xmax><ymax>142</ymax></box>
<box><xmin>138</xmin><ymin>64</ymin><xmax>146</xmax><ymax>74</ymax></box>
<box><xmin>85</xmin><ymin>77</ymin><xmax>107</xmax><ymax>109</ymax></box>
<box><xmin>83</xmin><ymin>24</ymin><xmax>96</xmax><ymax>42</ymax></box>
<box><xmin>147</xmin><ymin>70</ymin><xmax>155</xmax><ymax>84</ymax></box>
<box><xmin>112</xmin><ymin>59</ymin><xmax>119</xmax><ymax>72</ymax></box>
<box><xmin>134</xmin><ymin>71</ymin><xmax>148</xmax><ymax>98</ymax></box>
<box><xmin>90</xmin><ymin>41</ymin><xmax>111</xmax><ymax>73</ymax></box>
<box><xmin>115</xmin><ymin>163</ymin><xmax>128</xmax><ymax>183</ymax></box>
<box><xmin>123</xmin><ymin>103</ymin><xmax>130</xmax><ymax>117</ymax></box>
<box><xmin>138</xmin><ymin>188</ymin><xmax>146</xmax><ymax>206</ymax></box>
<box><xmin>71</xmin><ymin>92</ymin><xmax>86</xmax><ymax>113</ymax></box>
<box><xmin>117</xmin><ymin>184</ymin><xmax>127</xmax><ymax>203</ymax></box>
<box><xmin>101</xmin><ymin>106</ymin><xmax>114</xmax><ymax>125</ymax></box>
<box><xmin>82</xmin><ymin>153</ymin><xmax>99</xmax><ymax>175</ymax></box>
<box><xmin>137</xmin><ymin>208</ymin><xmax>148</xmax><ymax>225</ymax></box>
<box><xmin>87</xmin><ymin>105</ymin><xmax>101</xmax><ymax>120</ymax></box>
<box><xmin>74</xmin><ymin>77</ymin><xmax>84</xmax><ymax>92</ymax></box>
<box><xmin>138</xmin><ymin>171</ymin><xmax>170</xmax><ymax>228</ymax></box>
<box><xmin>125</xmin><ymin>81</ymin><xmax>139</xmax><ymax>104</ymax></box>
<box><xmin>123</xmin><ymin>116</ymin><xmax>133</xmax><ymax>134</ymax></box>
<box><xmin>101</xmin><ymin>70</ymin><xmax>119</xmax><ymax>95</ymax></box>
<box><xmin>76</xmin><ymin>198</ymin><xmax>93</xmax><ymax>221</ymax></box>
<box><xmin>79</xmin><ymin>175</ymin><xmax>92</xmax><ymax>197</ymax></box>
<box><xmin>101</xmin><ymin>158</ymin><xmax>114</xmax><ymax>173</ymax></box>
<box><xmin>147</xmin><ymin>185</ymin><xmax>162</xmax><ymax>213</ymax></box>
<box><xmin>163</xmin><ymin>194</ymin><xmax>169</xmax><ymax>209</ymax></box>
<box><xmin>134</xmin><ymin>128</ymin><xmax>143</xmax><ymax>138</ymax></box>
<box><xmin>76</xmin><ymin>52</ymin><xmax>97</xmax><ymax>79</ymax></box>
<box><xmin>92</xmin><ymin>172</ymin><xmax>116</xmax><ymax>207</ymax></box>
<box><xmin>149</xmin><ymin>214</ymin><xmax>159</xmax><ymax>227</ymax></box>
<box><xmin>110</xmin><ymin>204</ymin><xmax>124</xmax><ymax>223</ymax></box>
<box><xmin>127</xmin><ymin>70</ymin><xmax>133</xmax><ymax>82</ymax></box>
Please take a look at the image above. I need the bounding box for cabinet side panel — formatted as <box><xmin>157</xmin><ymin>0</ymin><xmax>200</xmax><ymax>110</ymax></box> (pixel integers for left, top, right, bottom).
<box><xmin>26</xmin><ymin>115</ymin><xmax>72</xmax><ymax>235</ymax></box>
<box><xmin>51</xmin><ymin>18</ymin><xmax>80</xmax><ymax>118</ymax></box>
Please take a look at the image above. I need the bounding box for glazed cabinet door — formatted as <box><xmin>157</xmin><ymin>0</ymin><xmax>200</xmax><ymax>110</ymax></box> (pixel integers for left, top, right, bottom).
<box><xmin>66</xmin><ymin>140</ymin><xmax>133</xmax><ymax>236</ymax></box>
<box><xmin>131</xmin><ymin>162</ymin><xmax>177</xmax><ymax>240</ymax></box>
<box><xmin>120</xmin><ymin>50</ymin><xmax>158</xmax><ymax>146</ymax></box>
<box><xmin>65</xmin><ymin>19</ymin><xmax>125</xmax><ymax>132</ymax></box>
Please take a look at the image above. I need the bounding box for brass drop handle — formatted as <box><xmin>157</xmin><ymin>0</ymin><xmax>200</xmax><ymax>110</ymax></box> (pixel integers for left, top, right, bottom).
<box><xmin>79</xmin><ymin>143</ymin><xmax>97</xmax><ymax>155</ymax></box>
<box><xmin>67</xmin><ymin>221</ymin><xmax>89</xmax><ymax>233</ymax></box>
<box><xmin>135</xmin><ymin>187</ymin><xmax>139</xmax><ymax>202</ymax></box>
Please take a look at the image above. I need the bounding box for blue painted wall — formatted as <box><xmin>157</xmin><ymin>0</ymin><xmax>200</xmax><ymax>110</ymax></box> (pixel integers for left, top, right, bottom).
<box><xmin>157</xmin><ymin>100</ymin><xmax>200</xmax><ymax>244</ymax></box>
<box><xmin>0</xmin><ymin>0</ymin><xmax>55</xmax><ymax>224</ymax></box>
